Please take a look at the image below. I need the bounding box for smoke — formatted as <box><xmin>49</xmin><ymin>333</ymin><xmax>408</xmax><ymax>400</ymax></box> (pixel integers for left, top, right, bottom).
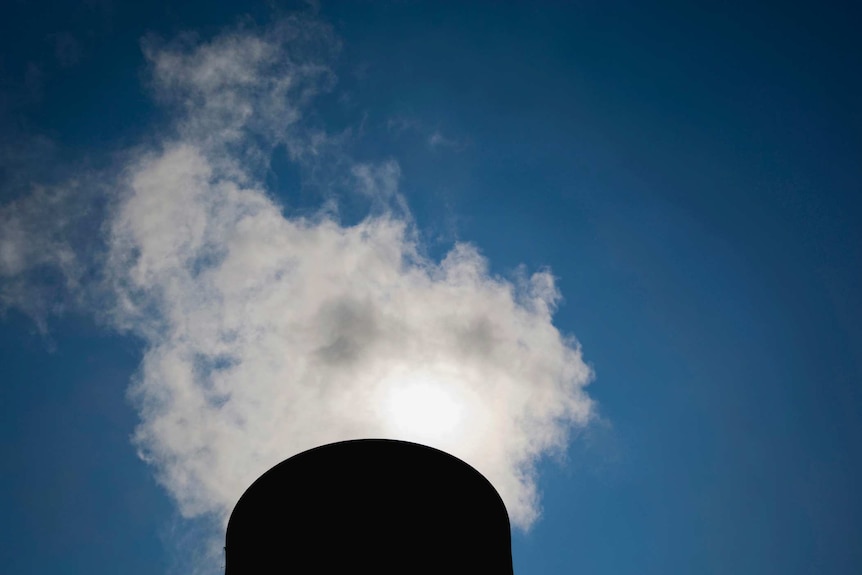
<box><xmin>0</xmin><ymin>15</ymin><xmax>594</xmax><ymax>568</ymax></box>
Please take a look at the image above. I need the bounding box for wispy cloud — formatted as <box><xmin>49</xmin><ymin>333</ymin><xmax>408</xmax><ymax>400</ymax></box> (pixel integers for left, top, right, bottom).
<box><xmin>51</xmin><ymin>32</ymin><xmax>82</xmax><ymax>68</ymax></box>
<box><xmin>0</xmin><ymin>15</ymin><xmax>594</xmax><ymax>572</ymax></box>
<box><xmin>427</xmin><ymin>129</ymin><xmax>463</xmax><ymax>150</ymax></box>
<box><xmin>387</xmin><ymin>113</ymin><xmax>466</xmax><ymax>151</ymax></box>
<box><xmin>0</xmin><ymin>180</ymin><xmax>93</xmax><ymax>331</ymax></box>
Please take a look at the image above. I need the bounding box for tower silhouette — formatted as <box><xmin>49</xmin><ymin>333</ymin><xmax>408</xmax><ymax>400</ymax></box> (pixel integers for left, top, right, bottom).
<box><xmin>225</xmin><ymin>439</ymin><xmax>514</xmax><ymax>574</ymax></box>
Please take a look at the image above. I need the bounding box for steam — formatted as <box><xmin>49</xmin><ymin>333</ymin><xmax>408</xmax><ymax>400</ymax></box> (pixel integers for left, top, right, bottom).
<box><xmin>0</xmin><ymin>14</ymin><xmax>594</xmax><ymax>565</ymax></box>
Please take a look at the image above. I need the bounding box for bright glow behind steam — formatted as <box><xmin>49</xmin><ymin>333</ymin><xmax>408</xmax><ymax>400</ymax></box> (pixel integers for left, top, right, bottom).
<box><xmin>383</xmin><ymin>375</ymin><xmax>468</xmax><ymax>443</ymax></box>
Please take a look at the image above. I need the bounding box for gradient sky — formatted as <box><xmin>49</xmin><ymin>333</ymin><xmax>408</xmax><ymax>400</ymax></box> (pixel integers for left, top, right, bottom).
<box><xmin>2</xmin><ymin>1</ymin><xmax>861</xmax><ymax>574</ymax></box>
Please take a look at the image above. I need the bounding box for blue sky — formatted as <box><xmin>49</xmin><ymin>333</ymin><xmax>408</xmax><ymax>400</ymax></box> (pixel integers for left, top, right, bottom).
<box><xmin>1</xmin><ymin>1</ymin><xmax>861</xmax><ymax>574</ymax></box>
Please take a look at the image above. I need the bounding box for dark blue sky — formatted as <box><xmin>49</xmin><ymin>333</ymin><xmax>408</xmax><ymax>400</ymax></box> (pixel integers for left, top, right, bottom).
<box><xmin>1</xmin><ymin>1</ymin><xmax>860</xmax><ymax>574</ymax></box>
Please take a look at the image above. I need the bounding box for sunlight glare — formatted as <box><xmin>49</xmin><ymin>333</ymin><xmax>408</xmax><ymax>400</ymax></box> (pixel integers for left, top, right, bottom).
<box><xmin>383</xmin><ymin>378</ymin><xmax>466</xmax><ymax>443</ymax></box>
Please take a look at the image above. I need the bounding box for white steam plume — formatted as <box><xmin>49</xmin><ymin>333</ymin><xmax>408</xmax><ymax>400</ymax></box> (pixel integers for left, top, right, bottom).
<box><xmin>0</xmin><ymin>15</ymin><xmax>594</xmax><ymax>561</ymax></box>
